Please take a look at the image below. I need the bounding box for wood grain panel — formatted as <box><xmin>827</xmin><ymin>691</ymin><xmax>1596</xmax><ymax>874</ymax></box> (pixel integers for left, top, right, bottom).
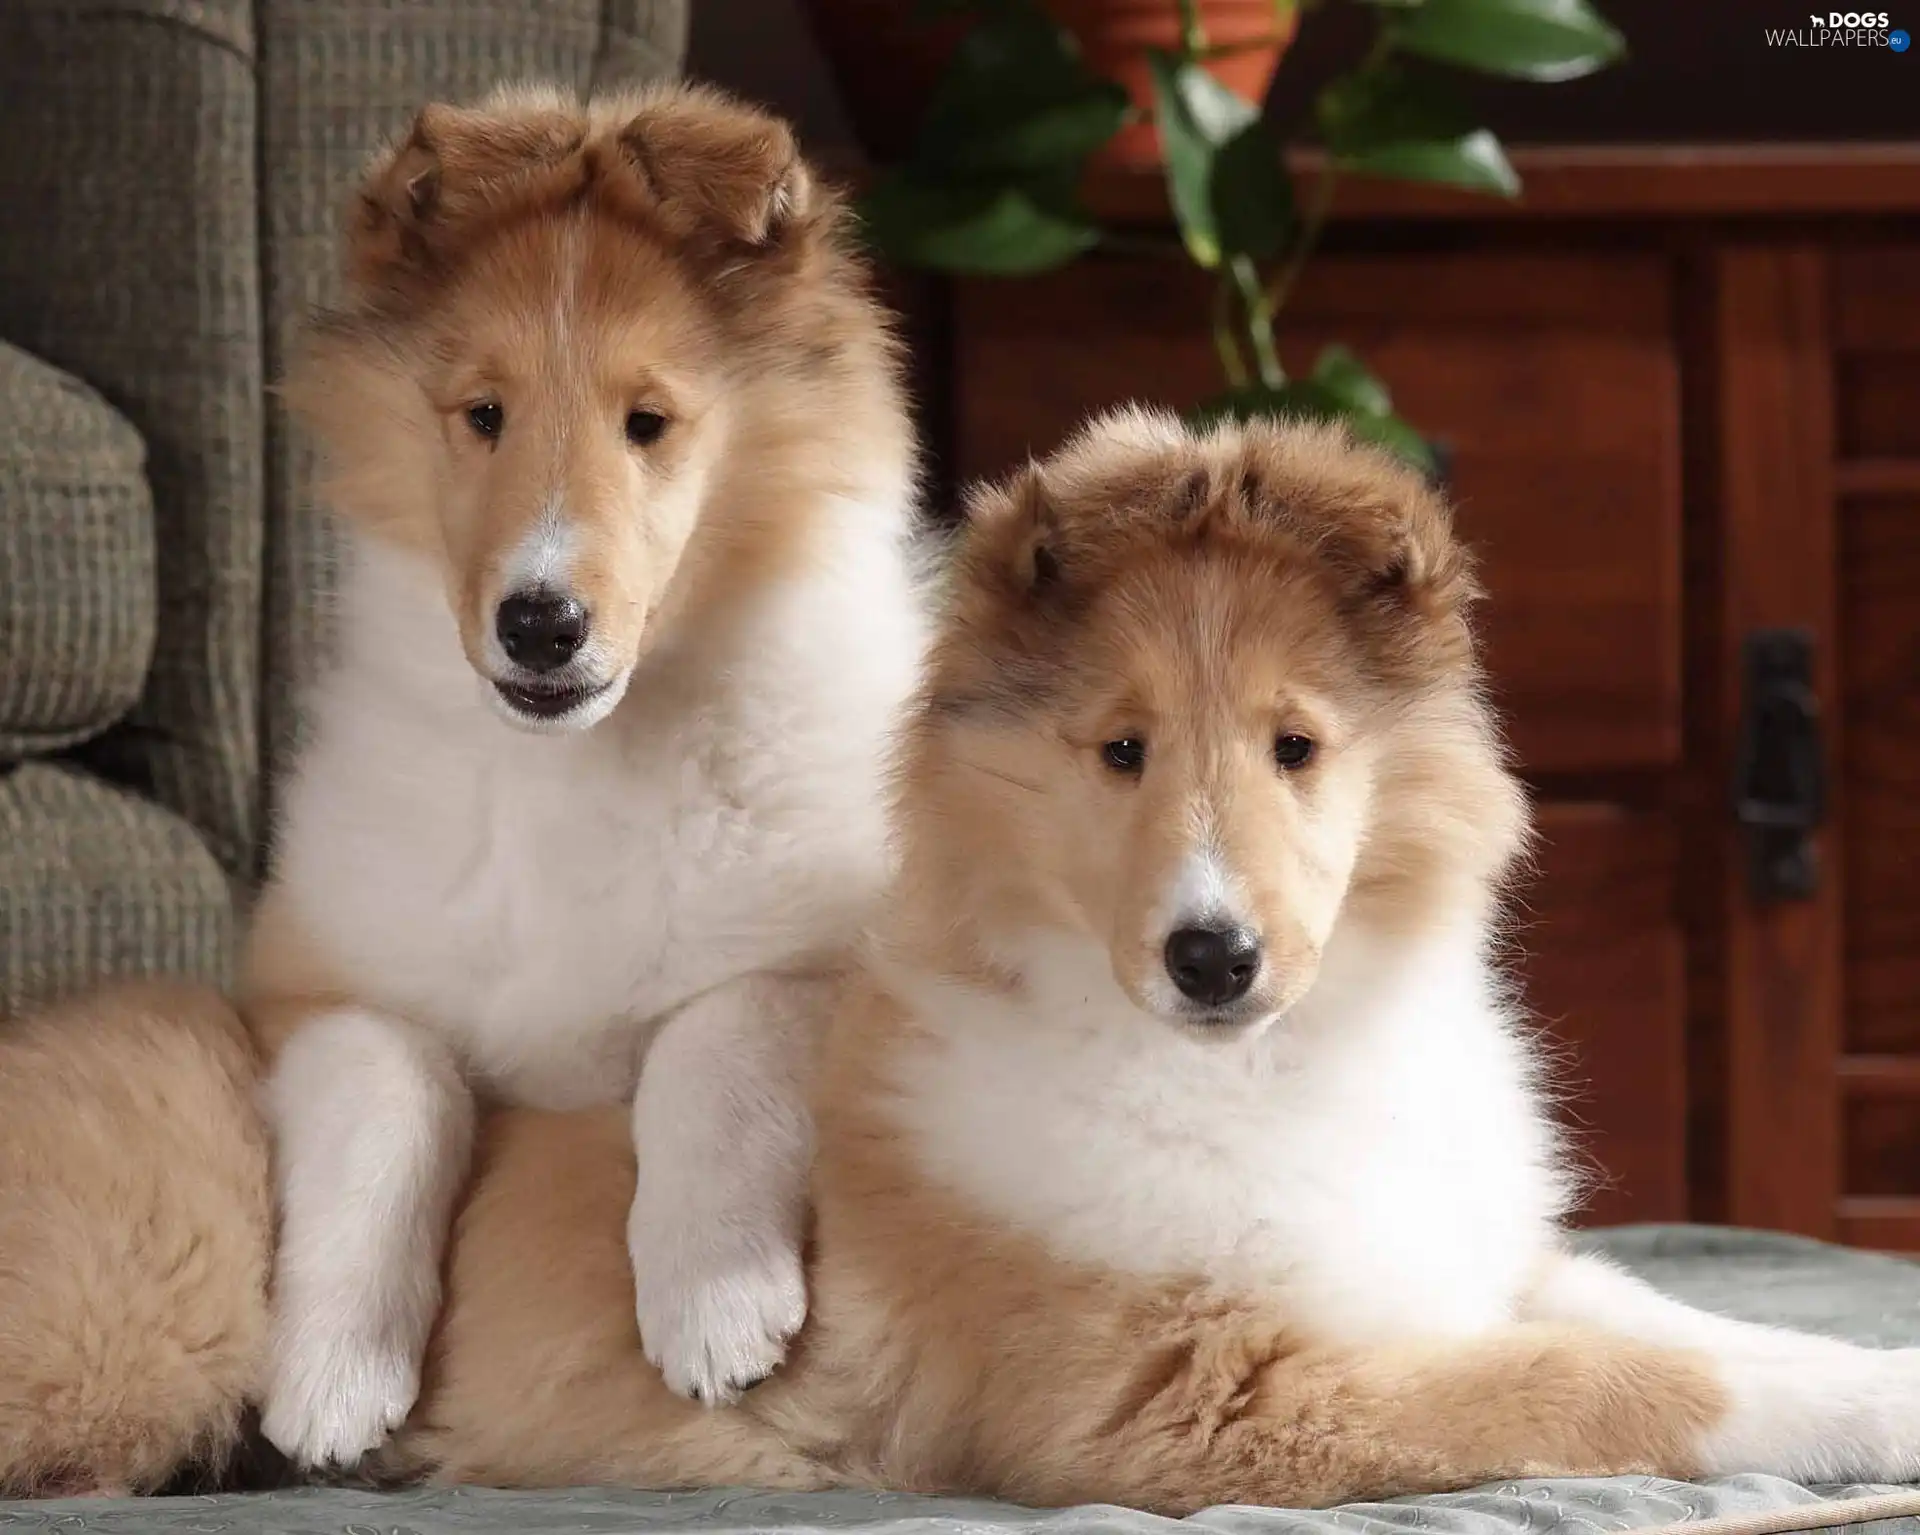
<box><xmin>1841</xmin><ymin>495</ymin><xmax>1920</xmax><ymax>1055</ymax></box>
<box><xmin>1522</xmin><ymin>803</ymin><xmax>1687</xmax><ymax>1227</ymax></box>
<box><xmin>1833</xmin><ymin>250</ymin><xmax>1920</xmax><ymax>465</ymax></box>
<box><xmin>1837</xmin><ymin>356</ymin><xmax>1920</xmax><ymax>460</ymax></box>
<box><xmin>952</xmin><ymin>253</ymin><xmax>1683</xmax><ymax>776</ymax></box>
<box><xmin>1082</xmin><ymin>148</ymin><xmax>1920</xmax><ymax>226</ymax></box>
<box><xmin>1832</xmin><ymin>249</ymin><xmax>1920</xmax><ymax>353</ymax></box>
<box><xmin>1838</xmin><ymin>1199</ymin><xmax>1920</xmax><ymax>1253</ymax></box>
<box><xmin>1836</xmin><ymin>461</ymin><xmax>1920</xmax><ymax>496</ymax></box>
<box><xmin>1708</xmin><ymin>247</ymin><xmax>1842</xmax><ymax>1239</ymax></box>
<box><xmin>1841</xmin><ymin>1058</ymin><xmax>1920</xmax><ymax>1231</ymax></box>
<box><xmin>1844</xmin><ymin>1097</ymin><xmax>1920</xmax><ymax>1200</ymax></box>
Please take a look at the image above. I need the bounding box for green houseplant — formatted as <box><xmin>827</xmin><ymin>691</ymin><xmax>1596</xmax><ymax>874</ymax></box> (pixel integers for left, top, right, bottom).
<box><xmin>856</xmin><ymin>0</ymin><xmax>1625</xmax><ymax>471</ymax></box>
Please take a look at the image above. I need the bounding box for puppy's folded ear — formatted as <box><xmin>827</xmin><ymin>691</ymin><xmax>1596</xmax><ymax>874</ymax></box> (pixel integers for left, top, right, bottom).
<box><xmin>1302</xmin><ymin>465</ymin><xmax>1482</xmax><ymax>678</ymax></box>
<box><xmin>962</xmin><ymin>463</ymin><xmax>1073</xmax><ymax>608</ymax></box>
<box><xmin>349</xmin><ymin>115</ymin><xmax>443</xmax><ymax>289</ymax></box>
<box><xmin>613</xmin><ymin>92</ymin><xmax>812</xmax><ymax>249</ymax></box>
<box><xmin>1334</xmin><ymin>487</ymin><xmax>1480</xmax><ymax>621</ymax></box>
<box><xmin>1233</xmin><ymin>439</ymin><xmax>1477</xmax><ymax>622</ymax></box>
<box><xmin>349</xmin><ymin>95</ymin><xmax>585</xmax><ymax>291</ymax></box>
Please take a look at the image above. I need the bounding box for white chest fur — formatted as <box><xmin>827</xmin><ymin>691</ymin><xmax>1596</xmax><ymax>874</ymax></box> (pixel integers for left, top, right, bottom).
<box><xmin>882</xmin><ymin>926</ymin><xmax>1570</xmax><ymax>1344</ymax></box>
<box><xmin>272</xmin><ymin>526</ymin><xmax>924</xmax><ymax>1110</ymax></box>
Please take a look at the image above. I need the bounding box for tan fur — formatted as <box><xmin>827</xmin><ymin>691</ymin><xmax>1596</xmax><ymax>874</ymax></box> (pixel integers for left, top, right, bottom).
<box><xmin>386</xmin><ymin>1108</ymin><xmax>830</xmax><ymax>1492</ymax></box>
<box><xmin>393</xmin><ymin>416</ymin><xmax>1728</xmax><ymax>1513</ymax></box>
<box><xmin>0</xmin><ymin>416</ymin><xmax>1725</xmax><ymax>1507</ymax></box>
<box><xmin>0</xmin><ymin>983</ymin><xmax>272</xmax><ymax>1496</ymax></box>
<box><xmin>399</xmin><ymin>991</ymin><xmax>1721</xmax><ymax>1511</ymax></box>
<box><xmin>239</xmin><ymin>886</ymin><xmax>353</xmax><ymax>1059</ymax></box>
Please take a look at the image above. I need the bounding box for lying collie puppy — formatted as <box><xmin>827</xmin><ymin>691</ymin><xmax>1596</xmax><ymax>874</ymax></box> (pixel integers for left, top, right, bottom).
<box><xmin>393</xmin><ymin>410</ymin><xmax>1920</xmax><ymax>1507</ymax></box>
<box><xmin>244</xmin><ymin>83</ymin><xmax>922</xmax><ymax>1468</ymax></box>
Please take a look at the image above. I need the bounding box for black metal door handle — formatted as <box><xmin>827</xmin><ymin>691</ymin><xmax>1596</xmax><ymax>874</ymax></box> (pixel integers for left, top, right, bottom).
<box><xmin>1731</xmin><ymin>628</ymin><xmax>1826</xmax><ymax>903</ymax></box>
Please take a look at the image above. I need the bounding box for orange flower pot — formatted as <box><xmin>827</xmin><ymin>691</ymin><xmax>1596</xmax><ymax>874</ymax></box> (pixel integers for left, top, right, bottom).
<box><xmin>1043</xmin><ymin>0</ymin><xmax>1294</xmax><ymax>168</ymax></box>
<box><xmin>800</xmin><ymin>0</ymin><xmax>1295</xmax><ymax>169</ymax></box>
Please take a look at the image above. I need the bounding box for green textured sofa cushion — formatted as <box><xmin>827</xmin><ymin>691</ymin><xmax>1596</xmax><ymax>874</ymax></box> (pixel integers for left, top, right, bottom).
<box><xmin>0</xmin><ymin>0</ymin><xmax>266</xmax><ymax>878</ymax></box>
<box><xmin>0</xmin><ymin>762</ymin><xmax>232</xmax><ymax>1019</ymax></box>
<box><xmin>0</xmin><ymin>342</ymin><xmax>156</xmax><ymax>759</ymax></box>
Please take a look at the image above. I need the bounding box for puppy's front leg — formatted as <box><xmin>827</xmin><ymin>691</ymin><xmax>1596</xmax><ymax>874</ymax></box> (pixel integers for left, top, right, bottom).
<box><xmin>629</xmin><ymin>970</ymin><xmax>829</xmax><ymax>1405</ymax></box>
<box><xmin>259</xmin><ymin>1009</ymin><xmax>475</xmax><ymax>1468</ymax></box>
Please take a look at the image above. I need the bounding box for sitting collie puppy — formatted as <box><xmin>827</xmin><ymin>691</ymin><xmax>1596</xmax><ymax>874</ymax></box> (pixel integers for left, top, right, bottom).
<box><xmin>241</xmin><ymin>83</ymin><xmax>922</xmax><ymax>1468</ymax></box>
<box><xmin>383</xmin><ymin>410</ymin><xmax>1920</xmax><ymax>1508</ymax></box>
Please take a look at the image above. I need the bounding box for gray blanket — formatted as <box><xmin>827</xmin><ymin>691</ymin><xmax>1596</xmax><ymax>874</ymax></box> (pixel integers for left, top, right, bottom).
<box><xmin>7</xmin><ymin>1226</ymin><xmax>1919</xmax><ymax>1535</ymax></box>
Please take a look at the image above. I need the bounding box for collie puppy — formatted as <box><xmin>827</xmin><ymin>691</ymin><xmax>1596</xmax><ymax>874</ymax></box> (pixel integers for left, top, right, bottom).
<box><xmin>244</xmin><ymin>82</ymin><xmax>922</xmax><ymax>1469</ymax></box>
<box><xmin>394</xmin><ymin>410</ymin><xmax>1920</xmax><ymax>1508</ymax></box>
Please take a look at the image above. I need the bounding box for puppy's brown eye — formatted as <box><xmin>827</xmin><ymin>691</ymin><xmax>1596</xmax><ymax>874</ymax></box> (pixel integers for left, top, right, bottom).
<box><xmin>1274</xmin><ymin>734</ymin><xmax>1315</xmax><ymax>771</ymax></box>
<box><xmin>466</xmin><ymin>402</ymin><xmax>503</xmax><ymax>440</ymax></box>
<box><xmin>626</xmin><ymin>409</ymin><xmax>668</xmax><ymax>447</ymax></box>
<box><xmin>1102</xmin><ymin>738</ymin><xmax>1146</xmax><ymax>776</ymax></box>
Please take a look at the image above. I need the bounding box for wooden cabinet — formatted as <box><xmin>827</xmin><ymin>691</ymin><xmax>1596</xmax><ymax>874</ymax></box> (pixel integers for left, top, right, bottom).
<box><xmin>913</xmin><ymin>147</ymin><xmax>1920</xmax><ymax>1238</ymax></box>
<box><xmin>1832</xmin><ymin>250</ymin><xmax>1920</xmax><ymax>1246</ymax></box>
<box><xmin>951</xmin><ymin>251</ymin><xmax>1685</xmax><ymax>777</ymax></box>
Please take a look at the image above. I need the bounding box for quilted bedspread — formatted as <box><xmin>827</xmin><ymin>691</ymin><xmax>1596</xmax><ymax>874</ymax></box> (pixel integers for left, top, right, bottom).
<box><xmin>6</xmin><ymin>1226</ymin><xmax>1920</xmax><ymax>1535</ymax></box>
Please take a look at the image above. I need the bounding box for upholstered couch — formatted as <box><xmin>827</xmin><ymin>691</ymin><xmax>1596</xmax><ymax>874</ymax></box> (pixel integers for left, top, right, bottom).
<box><xmin>0</xmin><ymin>0</ymin><xmax>686</xmax><ymax>1019</ymax></box>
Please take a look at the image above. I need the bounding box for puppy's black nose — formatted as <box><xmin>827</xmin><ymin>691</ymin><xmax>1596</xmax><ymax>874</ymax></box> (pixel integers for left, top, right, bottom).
<box><xmin>496</xmin><ymin>591</ymin><xmax>588</xmax><ymax>673</ymax></box>
<box><xmin>1164</xmin><ymin>925</ymin><xmax>1261</xmax><ymax>1008</ymax></box>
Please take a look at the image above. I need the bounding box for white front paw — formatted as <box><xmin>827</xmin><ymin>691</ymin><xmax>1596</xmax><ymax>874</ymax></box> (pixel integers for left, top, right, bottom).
<box><xmin>260</xmin><ymin>1324</ymin><xmax>421</xmax><ymax>1469</ymax></box>
<box><xmin>630</xmin><ymin>1211</ymin><xmax>807</xmax><ymax>1406</ymax></box>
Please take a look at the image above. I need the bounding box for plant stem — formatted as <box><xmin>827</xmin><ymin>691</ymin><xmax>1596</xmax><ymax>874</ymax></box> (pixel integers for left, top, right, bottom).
<box><xmin>1263</xmin><ymin>160</ymin><xmax>1337</xmax><ymax>320</ymax></box>
<box><xmin>1174</xmin><ymin>0</ymin><xmax>1208</xmax><ymax>59</ymax></box>
<box><xmin>1262</xmin><ymin>23</ymin><xmax>1387</xmax><ymax>323</ymax></box>
<box><xmin>1212</xmin><ymin>273</ymin><xmax>1251</xmax><ymax>389</ymax></box>
<box><xmin>1229</xmin><ymin>255</ymin><xmax>1284</xmax><ymax>388</ymax></box>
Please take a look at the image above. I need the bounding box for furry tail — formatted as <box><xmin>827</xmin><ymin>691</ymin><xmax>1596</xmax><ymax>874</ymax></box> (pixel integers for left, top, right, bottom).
<box><xmin>0</xmin><ymin>981</ymin><xmax>274</xmax><ymax>1495</ymax></box>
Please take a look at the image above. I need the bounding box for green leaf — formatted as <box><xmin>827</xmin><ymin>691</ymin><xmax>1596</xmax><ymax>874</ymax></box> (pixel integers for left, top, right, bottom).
<box><xmin>1311</xmin><ymin>344</ymin><xmax>1394</xmax><ymax>417</ymax></box>
<box><xmin>1191</xmin><ymin>378</ymin><xmax>1437</xmax><ymax>474</ymax></box>
<box><xmin>1317</xmin><ymin>62</ymin><xmax>1520</xmax><ymax>196</ymax></box>
<box><xmin>1213</xmin><ymin>124</ymin><xmax>1296</xmax><ymax>259</ymax></box>
<box><xmin>1149</xmin><ymin>52</ymin><xmax>1293</xmax><ymax>268</ymax></box>
<box><xmin>1383</xmin><ymin>0</ymin><xmax>1626</xmax><ymax>82</ymax></box>
<box><xmin>1342</xmin><ymin>129</ymin><xmax>1518</xmax><ymax>194</ymax></box>
<box><xmin>857</xmin><ymin>174</ymin><xmax>1098</xmax><ymax>275</ymax></box>
<box><xmin>1153</xmin><ymin>69</ymin><xmax>1222</xmax><ymax>262</ymax></box>
<box><xmin>947</xmin><ymin>88</ymin><xmax>1133</xmax><ymax>175</ymax></box>
<box><xmin>1342</xmin><ymin>409</ymin><xmax>1438</xmax><ymax>472</ymax></box>
<box><xmin>915</xmin><ymin>4</ymin><xmax>1128</xmax><ymax>174</ymax></box>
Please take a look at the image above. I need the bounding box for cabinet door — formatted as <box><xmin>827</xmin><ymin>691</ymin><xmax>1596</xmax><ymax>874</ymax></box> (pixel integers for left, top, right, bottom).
<box><xmin>1697</xmin><ymin>248</ymin><xmax>1844</xmax><ymax>1240</ymax></box>
<box><xmin>1832</xmin><ymin>249</ymin><xmax>1920</xmax><ymax>1249</ymax></box>
<box><xmin>949</xmin><ymin>251</ymin><xmax>1690</xmax><ymax>1223</ymax></box>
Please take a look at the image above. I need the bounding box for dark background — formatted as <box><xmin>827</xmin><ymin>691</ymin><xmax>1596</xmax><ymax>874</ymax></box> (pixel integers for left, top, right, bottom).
<box><xmin>692</xmin><ymin>0</ymin><xmax>1920</xmax><ymax>162</ymax></box>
